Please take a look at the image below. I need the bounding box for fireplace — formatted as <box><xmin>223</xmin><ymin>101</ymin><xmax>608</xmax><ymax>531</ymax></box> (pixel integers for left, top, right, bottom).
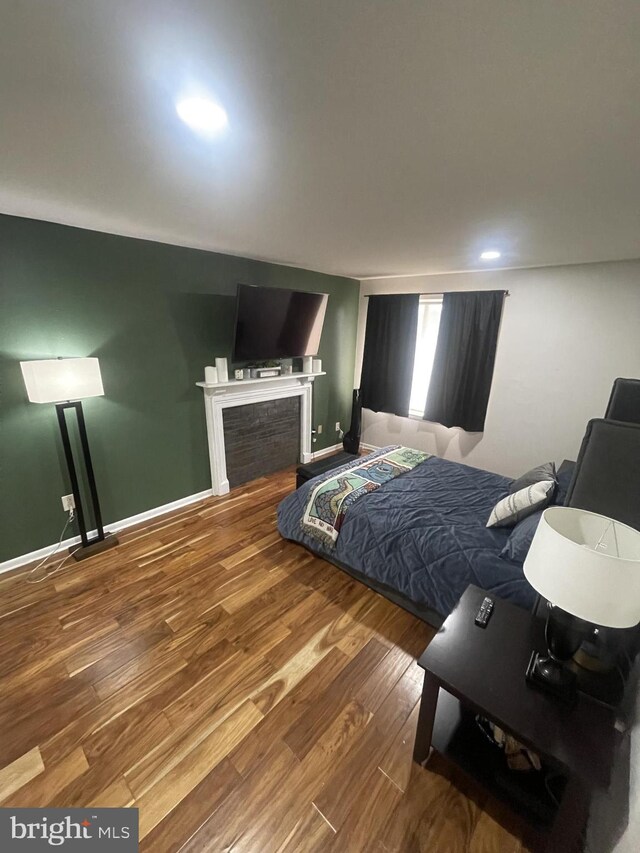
<box><xmin>197</xmin><ymin>372</ymin><xmax>322</xmax><ymax>495</ymax></box>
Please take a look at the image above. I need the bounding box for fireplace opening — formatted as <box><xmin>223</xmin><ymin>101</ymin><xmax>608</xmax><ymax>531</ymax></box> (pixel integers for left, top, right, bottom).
<box><xmin>222</xmin><ymin>396</ymin><xmax>301</xmax><ymax>487</ymax></box>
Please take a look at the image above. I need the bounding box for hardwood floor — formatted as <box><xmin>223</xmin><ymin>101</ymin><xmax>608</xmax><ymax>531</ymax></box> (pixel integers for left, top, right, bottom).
<box><xmin>0</xmin><ymin>468</ymin><xmax>533</xmax><ymax>851</ymax></box>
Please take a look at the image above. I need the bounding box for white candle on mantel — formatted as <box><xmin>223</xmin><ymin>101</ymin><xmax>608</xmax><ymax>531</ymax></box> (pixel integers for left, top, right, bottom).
<box><xmin>215</xmin><ymin>357</ymin><xmax>229</xmax><ymax>383</ymax></box>
<box><xmin>204</xmin><ymin>365</ymin><xmax>218</xmax><ymax>384</ymax></box>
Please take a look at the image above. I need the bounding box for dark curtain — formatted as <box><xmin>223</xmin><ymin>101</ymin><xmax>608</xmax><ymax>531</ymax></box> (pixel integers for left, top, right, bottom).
<box><xmin>424</xmin><ymin>290</ymin><xmax>505</xmax><ymax>431</ymax></box>
<box><xmin>361</xmin><ymin>294</ymin><xmax>419</xmax><ymax>417</ymax></box>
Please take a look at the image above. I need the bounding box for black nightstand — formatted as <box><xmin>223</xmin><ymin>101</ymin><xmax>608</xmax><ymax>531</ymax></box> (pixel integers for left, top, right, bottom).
<box><xmin>413</xmin><ymin>585</ymin><xmax>619</xmax><ymax>852</ymax></box>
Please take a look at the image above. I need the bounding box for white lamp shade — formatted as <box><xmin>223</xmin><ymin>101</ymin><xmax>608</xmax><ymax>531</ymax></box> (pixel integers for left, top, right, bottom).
<box><xmin>20</xmin><ymin>358</ymin><xmax>104</xmax><ymax>403</ymax></box>
<box><xmin>524</xmin><ymin>506</ymin><xmax>640</xmax><ymax>629</ymax></box>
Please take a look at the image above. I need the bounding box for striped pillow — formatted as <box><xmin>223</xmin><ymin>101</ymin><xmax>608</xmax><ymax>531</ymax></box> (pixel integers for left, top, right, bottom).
<box><xmin>486</xmin><ymin>480</ymin><xmax>555</xmax><ymax>528</ymax></box>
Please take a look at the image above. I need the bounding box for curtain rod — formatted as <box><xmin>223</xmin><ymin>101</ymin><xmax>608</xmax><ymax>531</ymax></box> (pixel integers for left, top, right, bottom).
<box><xmin>363</xmin><ymin>290</ymin><xmax>510</xmax><ymax>297</ymax></box>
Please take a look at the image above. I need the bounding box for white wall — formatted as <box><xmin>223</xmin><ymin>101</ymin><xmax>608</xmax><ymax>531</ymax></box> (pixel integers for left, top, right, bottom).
<box><xmin>357</xmin><ymin>260</ymin><xmax>640</xmax><ymax>478</ymax></box>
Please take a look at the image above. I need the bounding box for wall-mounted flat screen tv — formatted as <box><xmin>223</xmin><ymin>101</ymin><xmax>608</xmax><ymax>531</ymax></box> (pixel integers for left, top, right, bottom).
<box><xmin>232</xmin><ymin>284</ymin><xmax>328</xmax><ymax>361</ymax></box>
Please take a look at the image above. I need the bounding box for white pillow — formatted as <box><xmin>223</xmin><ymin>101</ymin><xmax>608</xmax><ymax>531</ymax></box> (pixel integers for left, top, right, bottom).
<box><xmin>486</xmin><ymin>480</ymin><xmax>555</xmax><ymax>528</ymax></box>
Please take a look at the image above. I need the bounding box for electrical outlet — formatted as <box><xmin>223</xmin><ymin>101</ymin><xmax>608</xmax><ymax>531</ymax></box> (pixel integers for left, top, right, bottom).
<box><xmin>317</xmin><ymin>424</ymin><xmax>323</xmax><ymax>434</ymax></box>
<box><xmin>335</xmin><ymin>422</ymin><xmax>341</xmax><ymax>432</ymax></box>
<box><xmin>61</xmin><ymin>494</ymin><xmax>75</xmax><ymax>512</ymax></box>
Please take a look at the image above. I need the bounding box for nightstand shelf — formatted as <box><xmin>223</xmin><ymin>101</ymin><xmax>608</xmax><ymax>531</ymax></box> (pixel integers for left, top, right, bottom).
<box><xmin>431</xmin><ymin>690</ymin><xmax>563</xmax><ymax>828</ymax></box>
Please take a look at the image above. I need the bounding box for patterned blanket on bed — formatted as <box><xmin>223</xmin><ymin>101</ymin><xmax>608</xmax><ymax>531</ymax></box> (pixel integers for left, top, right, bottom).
<box><xmin>301</xmin><ymin>445</ymin><xmax>431</xmax><ymax>546</ymax></box>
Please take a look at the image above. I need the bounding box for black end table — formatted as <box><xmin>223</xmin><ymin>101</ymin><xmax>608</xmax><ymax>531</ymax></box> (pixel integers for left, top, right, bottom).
<box><xmin>295</xmin><ymin>450</ymin><xmax>359</xmax><ymax>488</ymax></box>
<box><xmin>413</xmin><ymin>585</ymin><xmax>618</xmax><ymax>852</ymax></box>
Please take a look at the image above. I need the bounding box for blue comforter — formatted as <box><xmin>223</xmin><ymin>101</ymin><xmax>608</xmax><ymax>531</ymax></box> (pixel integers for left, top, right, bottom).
<box><xmin>277</xmin><ymin>453</ymin><xmax>536</xmax><ymax>617</ymax></box>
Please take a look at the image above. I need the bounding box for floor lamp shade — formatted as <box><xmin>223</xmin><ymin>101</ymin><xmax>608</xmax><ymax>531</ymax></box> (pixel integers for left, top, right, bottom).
<box><xmin>524</xmin><ymin>506</ymin><xmax>640</xmax><ymax>629</ymax></box>
<box><xmin>20</xmin><ymin>358</ymin><xmax>104</xmax><ymax>403</ymax></box>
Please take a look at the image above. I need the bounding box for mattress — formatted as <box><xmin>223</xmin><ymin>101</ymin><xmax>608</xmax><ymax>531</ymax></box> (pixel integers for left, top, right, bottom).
<box><xmin>277</xmin><ymin>453</ymin><xmax>537</xmax><ymax>618</ymax></box>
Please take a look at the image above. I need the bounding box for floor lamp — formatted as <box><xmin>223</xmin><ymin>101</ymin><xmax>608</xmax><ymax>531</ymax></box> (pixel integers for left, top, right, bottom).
<box><xmin>20</xmin><ymin>357</ymin><xmax>119</xmax><ymax>561</ymax></box>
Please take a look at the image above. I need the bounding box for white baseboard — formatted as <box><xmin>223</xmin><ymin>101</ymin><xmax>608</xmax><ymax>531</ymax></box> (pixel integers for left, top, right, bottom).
<box><xmin>1</xmin><ymin>444</ymin><xmax>370</xmax><ymax>576</ymax></box>
<box><xmin>0</xmin><ymin>488</ymin><xmax>213</xmax><ymax>576</ymax></box>
<box><xmin>311</xmin><ymin>441</ymin><xmax>380</xmax><ymax>459</ymax></box>
<box><xmin>310</xmin><ymin>442</ymin><xmax>344</xmax><ymax>460</ymax></box>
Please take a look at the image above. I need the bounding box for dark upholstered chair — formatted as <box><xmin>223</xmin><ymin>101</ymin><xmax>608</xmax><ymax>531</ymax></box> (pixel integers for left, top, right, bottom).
<box><xmin>565</xmin><ymin>418</ymin><xmax>640</xmax><ymax>531</ymax></box>
<box><xmin>535</xmin><ymin>391</ymin><xmax>640</xmax><ymax>687</ymax></box>
<box><xmin>561</xmin><ymin>418</ymin><xmax>640</xmax><ymax>691</ymax></box>
<box><xmin>605</xmin><ymin>377</ymin><xmax>640</xmax><ymax>425</ymax></box>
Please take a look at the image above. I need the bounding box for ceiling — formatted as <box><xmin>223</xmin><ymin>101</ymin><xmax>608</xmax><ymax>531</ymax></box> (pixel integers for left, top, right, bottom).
<box><xmin>1</xmin><ymin>1</ymin><xmax>639</xmax><ymax>279</ymax></box>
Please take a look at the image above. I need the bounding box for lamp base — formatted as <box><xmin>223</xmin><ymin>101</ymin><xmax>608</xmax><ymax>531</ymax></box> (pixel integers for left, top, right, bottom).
<box><xmin>526</xmin><ymin>650</ymin><xmax>577</xmax><ymax>705</ymax></box>
<box><xmin>70</xmin><ymin>532</ymin><xmax>119</xmax><ymax>561</ymax></box>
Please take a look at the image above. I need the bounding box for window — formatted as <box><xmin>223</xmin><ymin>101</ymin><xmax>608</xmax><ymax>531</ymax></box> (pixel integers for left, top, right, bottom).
<box><xmin>408</xmin><ymin>296</ymin><xmax>442</xmax><ymax>417</ymax></box>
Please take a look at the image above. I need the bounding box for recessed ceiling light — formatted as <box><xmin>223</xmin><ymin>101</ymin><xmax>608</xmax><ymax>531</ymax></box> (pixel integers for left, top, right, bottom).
<box><xmin>480</xmin><ymin>250</ymin><xmax>501</xmax><ymax>261</ymax></box>
<box><xmin>176</xmin><ymin>97</ymin><xmax>228</xmax><ymax>137</ymax></box>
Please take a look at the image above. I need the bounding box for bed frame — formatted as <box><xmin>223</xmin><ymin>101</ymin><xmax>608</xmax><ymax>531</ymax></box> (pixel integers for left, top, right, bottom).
<box><xmin>297</xmin><ymin>379</ymin><xmax>640</xmax><ymax>633</ymax></box>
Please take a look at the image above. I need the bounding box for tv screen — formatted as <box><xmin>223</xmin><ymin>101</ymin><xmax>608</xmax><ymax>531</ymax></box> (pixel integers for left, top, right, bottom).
<box><xmin>232</xmin><ymin>284</ymin><xmax>328</xmax><ymax>361</ymax></box>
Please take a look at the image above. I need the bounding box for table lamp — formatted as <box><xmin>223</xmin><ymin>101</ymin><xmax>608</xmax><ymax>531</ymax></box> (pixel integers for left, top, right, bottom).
<box><xmin>20</xmin><ymin>357</ymin><xmax>119</xmax><ymax>560</ymax></box>
<box><xmin>524</xmin><ymin>506</ymin><xmax>640</xmax><ymax>702</ymax></box>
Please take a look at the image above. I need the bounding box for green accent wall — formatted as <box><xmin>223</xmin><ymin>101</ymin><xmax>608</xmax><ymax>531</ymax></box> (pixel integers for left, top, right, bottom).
<box><xmin>0</xmin><ymin>214</ymin><xmax>360</xmax><ymax>563</ymax></box>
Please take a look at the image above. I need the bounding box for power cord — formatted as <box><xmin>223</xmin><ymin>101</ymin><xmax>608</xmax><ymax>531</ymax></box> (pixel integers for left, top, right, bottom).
<box><xmin>27</xmin><ymin>510</ymin><xmax>76</xmax><ymax>584</ymax></box>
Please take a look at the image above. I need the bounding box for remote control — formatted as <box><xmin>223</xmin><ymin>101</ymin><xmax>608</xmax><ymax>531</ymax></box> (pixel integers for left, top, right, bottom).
<box><xmin>474</xmin><ymin>597</ymin><xmax>494</xmax><ymax>628</ymax></box>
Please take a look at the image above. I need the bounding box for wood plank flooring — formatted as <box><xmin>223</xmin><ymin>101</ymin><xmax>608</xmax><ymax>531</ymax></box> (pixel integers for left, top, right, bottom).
<box><xmin>0</xmin><ymin>467</ymin><xmax>534</xmax><ymax>851</ymax></box>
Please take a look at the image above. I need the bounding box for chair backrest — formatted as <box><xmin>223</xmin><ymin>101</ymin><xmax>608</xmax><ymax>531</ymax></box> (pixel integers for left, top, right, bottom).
<box><xmin>566</xmin><ymin>418</ymin><xmax>640</xmax><ymax>531</ymax></box>
<box><xmin>605</xmin><ymin>378</ymin><xmax>640</xmax><ymax>425</ymax></box>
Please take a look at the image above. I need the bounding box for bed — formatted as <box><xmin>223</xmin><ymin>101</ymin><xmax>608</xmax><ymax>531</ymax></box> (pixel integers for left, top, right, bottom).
<box><xmin>277</xmin><ymin>450</ymin><xmax>537</xmax><ymax>626</ymax></box>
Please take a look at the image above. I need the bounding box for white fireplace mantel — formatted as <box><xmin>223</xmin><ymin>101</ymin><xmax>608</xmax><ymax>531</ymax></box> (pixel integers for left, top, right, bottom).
<box><xmin>196</xmin><ymin>371</ymin><xmax>325</xmax><ymax>495</ymax></box>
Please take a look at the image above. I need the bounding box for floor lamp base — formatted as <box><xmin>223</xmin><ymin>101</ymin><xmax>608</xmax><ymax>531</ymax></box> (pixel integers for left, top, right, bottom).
<box><xmin>70</xmin><ymin>532</ymin><xmax>119</xmax><ymax>561</ymax></box>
